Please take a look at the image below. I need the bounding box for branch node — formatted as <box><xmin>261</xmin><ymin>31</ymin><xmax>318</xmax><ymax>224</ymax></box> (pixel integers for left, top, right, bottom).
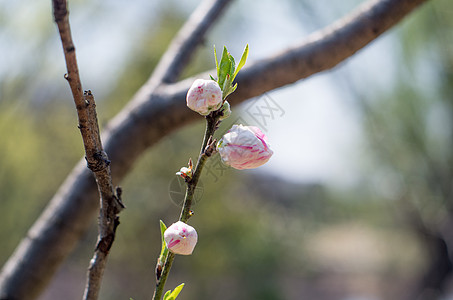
<box><xmin>95</xmin><ymin>233</ymin><xmax>115</xmax><ymax>253</ymax></box>
<box><xmin>204</xmin><ymin>136</ymin><xmax>217</xmax><ymax>157</ymax></box>
<box><xmin>86</xmin><ymin>151</ymin><xmax>111</xmax><ymax>173</ymax></box>
<box><xmin>155</xmin><ymin>263</ymin><xmax>163</xmax><ymax>283</ymax></box>
<box><xmin>83</xmin><ymin>90</ymin><xmax>93</xmax><ymax>106</ymax></box>
<box><xmin>65</xmin><ymin>45</ymin><xmax>75</xmax><ymax>53</ymax></box>
<box><xmin>114</xmin><ymin>187</ymin><xmax>126</xmax><ymax>211</ymax></box>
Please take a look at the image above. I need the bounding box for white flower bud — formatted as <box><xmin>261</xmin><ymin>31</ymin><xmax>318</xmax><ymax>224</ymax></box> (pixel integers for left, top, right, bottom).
<box><xmin>164</xmin><ymin>221</ymin><xmax>198</xmax><ymax>255</ymax></box>
<box><xmin>217</xmin><ymin>124</ymin><xmax>273</xmax><ymax>170</ymax></box>
<box><xmin>186</xmin><ymin>79</ymin><xmax>223</xmax><ymax>116</ymax></box>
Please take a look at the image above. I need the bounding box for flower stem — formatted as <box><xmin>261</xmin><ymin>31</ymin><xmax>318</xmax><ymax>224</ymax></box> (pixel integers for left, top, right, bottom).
<box><xmin>180</xmin><ymin>115</ymin><xmax>217</xmax><ymax>222</ymax></box>
<box><xmin>152</xmin><ymin>114</ymin><xmax>219</xmax><ymax>300</ymax></box>
<box><xmin>152</xmin><ymin>252</ymin><xmax>175</xmax><ymax>300</ymax></box>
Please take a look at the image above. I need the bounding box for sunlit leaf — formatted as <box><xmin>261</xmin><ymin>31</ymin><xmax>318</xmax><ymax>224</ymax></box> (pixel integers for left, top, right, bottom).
<box><xmin>218</xmin><ymin>46</ymin><xmax>231</xmax><ymax>88</ymax></box>
<box><xmin>229</xmin><ymin>54</ymin><xmax>236</xmax><ymax>78</ymax></box>
<box><xmin>222</xmin><ymin>73</ymin><xmax>231</xmax><ymax>95</ymax></box>
<box><xmin>159</xmin><ymin>220</ymin><xmax>168</xmax><ymax>262</ymax></box>
<box><xmin>163</xmin><ymin>283</ymin><xmax>185</xmax><ymax>300</ymax></box>
<box><xmin>232</xmin><ymin>44</ymin><xmax>249</xmax><ymax>80</ymax></box>
<box><xmin>214</xmin><ymin>45</ymin><xmax>219</xmax><ymax>79</ymax></box>
<box><xmin>230</xmin><ymin>83</ymin><xmax>237</xmax><ymax>94</ymax></box>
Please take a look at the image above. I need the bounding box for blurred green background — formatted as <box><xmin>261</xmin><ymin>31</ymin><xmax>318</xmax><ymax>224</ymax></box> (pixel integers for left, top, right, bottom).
<box><xmin>1</xmin><ymin>0</ymin><xmax>453</xmax><ymax>299</ymax></box>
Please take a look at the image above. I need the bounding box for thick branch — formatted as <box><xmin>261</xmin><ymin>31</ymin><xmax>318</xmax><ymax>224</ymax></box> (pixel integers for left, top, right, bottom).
<box><xmin>151</xmin><ymin>0</ymin><xmax>232</xmax><ymax>84</ymax></box>
<box><xmin>0</xmin><ymin>0</ymin><xmax>430</xmax><ymax>298</ymax></box>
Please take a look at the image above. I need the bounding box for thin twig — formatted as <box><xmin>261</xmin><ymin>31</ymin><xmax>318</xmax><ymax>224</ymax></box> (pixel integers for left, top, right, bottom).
<box><xmin>152</xmin><ymin>253</ymin><xmax>176</xmax><ymax>300</ymax></box>
<box><xmin>0</xmin><ymin>0</ymin><xmax>430</xmax><ymax>298</ymax></box>
<box><xmin>152</xmin><ymin>113</ymin><xmax>220</xmax><ymax>300</ymax></box>
<box><xmin>51</xmin><ymin>1</ymin><xmax>124</xmax><ymax>300</ymax></box>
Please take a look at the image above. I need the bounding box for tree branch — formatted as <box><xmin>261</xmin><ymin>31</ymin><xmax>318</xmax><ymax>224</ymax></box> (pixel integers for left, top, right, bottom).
<box><xmin>150</xmin><ymin>0</ymin><xmax>232</xmax><ymax>84</ymax></box>
<box><xmin>153</xmin><ymin>112</ymin><xmax>220</xmax><ymax>300</ymax></box>
<box><xmin>81</xmin><ymin>92</ymin><xmax>124</xmax><ymax>300</ymax></box>
<box><xmin>52</xmin><ymin>1</ymin><xmax>124</xmax><ymax>300</ymax></box>
<box><xmin>0</xmin><ymin>0</ymin><xmax>430</xmax><ymax>298</ymax></box>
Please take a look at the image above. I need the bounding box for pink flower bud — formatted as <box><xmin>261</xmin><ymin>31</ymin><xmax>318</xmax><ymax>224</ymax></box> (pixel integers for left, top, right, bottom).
<box><xmin>217</xmin><ymin>124</ymin><xmax>273</xmax><ymax>170</ymax></box>
<box><xmin>164</xmin><ymin>221</ymin><xmax>198</xmax><ymax>255</ymax></box>
<box><xmin>186</xmin><ymin>79</ymin><xmax>223</xmax><ymax>116</ymax></box>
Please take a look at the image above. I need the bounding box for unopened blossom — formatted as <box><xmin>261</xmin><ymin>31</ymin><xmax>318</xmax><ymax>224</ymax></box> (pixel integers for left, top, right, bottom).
<box><xmin>217</xmin><ymin>124</ymin><xmax>273</xmax><ymax>170</ymax></box>
<box><xmin>164</xmin><ymin>221</ymin><xmax>198</xmax><ymax>255</ymax></box>
<box><xmin>186</xmin><ymin>79</ymin><xmax>223</xmax><ymax>116</ymax></box>
<box><xmin>219</xmin><ymin>101</ymin><xmax>231</xmax><ymax>121</ymax></box>
<box><xmin>176</xmin><ymin>166</ymin><xmax>192</xmax><ymax>179</ymax></box>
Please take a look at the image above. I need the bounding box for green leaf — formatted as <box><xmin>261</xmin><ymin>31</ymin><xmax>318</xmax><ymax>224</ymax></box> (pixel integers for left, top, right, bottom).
<box><xmin>223</xmin><ymin>82</ymin><xmax>237</xmax><ymax>100</ymax></box>
<box><xmin>218</xmin><ymin>46</ymin><xmax>231</xmax><ymax>88</ymax></box>
<box><xmin>214</xmin><ymin>45</ymin><xmax>219</xmax><ymax>79</ymax></box>
<box><xmin>170</xmin><ymin>283</ymin><xmax>185</xmax><ymax>298</ymax></box>
<box><xmin>209</xmin><ymin>74</ymin><xmax>216</xmax><ymax>81</ymax></box>
<box><xmin>158</xmin><ymin>220</ymin><xmax>168</xmax><ymax>263</ymax></box>
<box><xmin>232</xmin><ymin>44</ymin><xmax>249</xmax><ymax>80</ymax></box>
<box><xmin>222</xmin><ymin>73</ymin><xmax>231</xmax><ymax>95</ymax></box>
<box><xmin>163</xmin><ymin>283</ymin><xmax>185</xmax><ymax>300</ymax></box>
<box><xmin>230</xmin><ymin>83</ymin><xmax>238</xmax><ymax>95</ymax></box>
<box><xmin>163</xmin><ymin>291</ymin><xmax>171</xmax><ymax>300</ymax></box>
<box><xmin>160</xmin><ymin>220</ymin><xmax>167</xmax><ymax>239</ymax></box>
<box><xmin>229</xmin><ymin>54</ymin><xmax>236</xmax><ymax>78</ymax></box>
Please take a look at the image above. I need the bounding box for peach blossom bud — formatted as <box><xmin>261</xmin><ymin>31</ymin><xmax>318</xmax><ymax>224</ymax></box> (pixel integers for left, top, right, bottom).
<box><xmin>217</xmin><ymin>124</ymin><xmax>273</xmax><ymax>170</ymax></box>
<box><xmin>164</xmin><ymin>221</ymin><xmax>198</xmax><ymax>255</ymax></box>
<box><xmin>176</xmin><ymin>166</ymin><xmax>192</xmax><ymax>179</ymax></box>
<box><xmin>186</xmin><ymin>79</ymin><xmax>223</xmax><ymax>116</ymax></box>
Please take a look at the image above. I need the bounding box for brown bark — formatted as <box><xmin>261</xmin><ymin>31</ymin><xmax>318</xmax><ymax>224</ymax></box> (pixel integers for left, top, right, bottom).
<box><xmin>52</xmin><ymin>1</ymin><xmax>125</xmax><ymax>299</ymax></box>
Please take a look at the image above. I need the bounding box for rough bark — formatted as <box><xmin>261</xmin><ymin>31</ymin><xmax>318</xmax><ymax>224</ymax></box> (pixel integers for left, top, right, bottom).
<box><xmin>52</xmin><ymin>1</ymin><xmax>125</xmax><ymax>299</ymax></box>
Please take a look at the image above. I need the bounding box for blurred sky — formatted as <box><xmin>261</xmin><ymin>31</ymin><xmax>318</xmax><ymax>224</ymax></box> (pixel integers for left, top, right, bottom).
<box><xmin>0</xmin><ymin>0</ymin><xmax>416</xmax><ymax>187</ymax></box>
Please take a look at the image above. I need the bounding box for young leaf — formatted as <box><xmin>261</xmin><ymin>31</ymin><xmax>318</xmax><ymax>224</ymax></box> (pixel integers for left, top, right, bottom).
<box><xmin>159</xmin><ymin>220</ymin><xmax>168</xmax><ymax>262</ymax></box>
<box><xmin>214</xmin><ymin>45</ymin><xmax>219</xmax><ymax>79</ymax></box>
<box><xmin>163</xmin><ymin>291</ymin><xmax>171</xmax><ymax>300</ymax></box>
<box><xmin>218</xmin><ymin>46</ymin><xmax>231</xmax><ymax>88</ymax></box>
<box><xmin>223</xmin><ymin>82</ymin><xmax>237</xmax><ymax>100</ymax></box>
<box><xmin>160</xmin><ymin>220</ymin><xmax>167</xmax><ymax>239</ymax></box>
<box><xmin>230</xmin><ymin>83</ymin><xmax>238</xmax><ymax>95</ymax></box>
<box><xmin>229</xmin><ymin>54</ymin><xmax>236</xmax><ymax>78</ymax></box>
<box><xmin>163</xmin><ymin>283</ymin><xmax>185</xmax><ymax>300</ymax></box>
<box><xmin>232</xmin><ymin>44</ymin><xmax>249</xmax><ymax>80</ymax></box>
<box><xmin>222</xmin><ymin>74</ymin><xmax>231</xmax><ymax>96</ymax></box>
